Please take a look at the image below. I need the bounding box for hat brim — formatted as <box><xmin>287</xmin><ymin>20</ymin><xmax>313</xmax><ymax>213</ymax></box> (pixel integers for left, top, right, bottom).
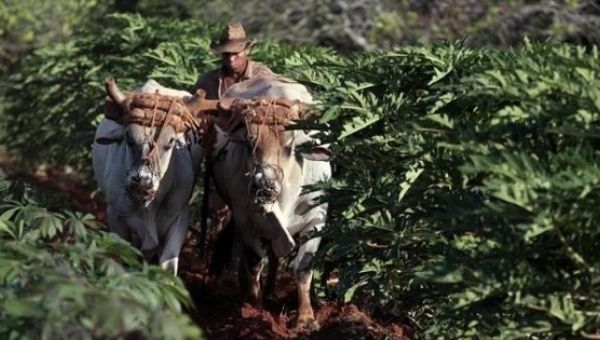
<box><xmin>210</xmin><ymin>39</ymin><xmax>254</xmax><ymax>53</ymax></box>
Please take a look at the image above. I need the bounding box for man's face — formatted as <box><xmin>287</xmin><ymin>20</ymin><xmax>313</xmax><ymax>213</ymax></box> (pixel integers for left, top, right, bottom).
<box><xmin>222</xmin><ymin>48</ymin><xmax>249</xmax><ymax>74</ymax></box>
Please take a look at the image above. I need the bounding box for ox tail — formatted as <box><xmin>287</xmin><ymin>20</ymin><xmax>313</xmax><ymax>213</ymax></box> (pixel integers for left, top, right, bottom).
<box><xmin>209</xmin><ymin>218</ymin><xmax>235</xmax><ymax>277</ymax></box>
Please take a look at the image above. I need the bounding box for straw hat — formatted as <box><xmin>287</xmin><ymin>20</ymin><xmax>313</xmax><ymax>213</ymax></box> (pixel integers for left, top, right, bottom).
<box><xmin>210</xmin><ymin>22</ymin><xmax>254</xmax><ymax>54</ymax></box>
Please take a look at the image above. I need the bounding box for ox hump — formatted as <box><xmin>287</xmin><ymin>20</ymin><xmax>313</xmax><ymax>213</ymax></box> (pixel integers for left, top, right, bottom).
<box><xmin>139</xmin><ymin>79</ymin><xmax>193</xmax><ymax>99</ymax></box>
<box><xmin>224</xmin><ymin>75</ymin><xmax>313</xmax><ymax>104</ymax></box>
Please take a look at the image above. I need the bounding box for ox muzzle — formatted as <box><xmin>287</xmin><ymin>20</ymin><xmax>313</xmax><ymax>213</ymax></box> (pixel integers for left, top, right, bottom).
<box><xmin>249</xmin><ymin>163</ymin><xmax>283</xmax><ymax>205</ymax></box>
<box><xmin>126</xmin><ymin>164</ymin><xmax>158</xmax><ymax>204</ymax></box>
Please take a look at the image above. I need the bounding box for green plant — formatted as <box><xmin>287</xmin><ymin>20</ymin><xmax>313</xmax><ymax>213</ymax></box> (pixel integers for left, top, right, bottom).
<box><xmin>286</xmin><ymin>42</ymin><xmax>600</xmax><ymax>338</ymax></box>
<box><xmin>0</xmin><ymin>177</ymin><xmax>202</xmax><ymax>339</ymax></box>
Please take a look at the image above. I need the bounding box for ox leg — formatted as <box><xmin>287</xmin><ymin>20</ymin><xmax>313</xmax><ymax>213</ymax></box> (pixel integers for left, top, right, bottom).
<box><xmin>108</xmin><ymin>207</ymin><xmax>131</xmax><ymax>242</ymax></box>
<box><xmin>294</xmin><ymin>237</ymin><xmax>321</xmax><ymax>327</ymax></box>
<box><xmin>209</xmin><ymin>219</ymin><xmax>236</xmax><ymax>277</ymax></box>
<box><xmin>124</xmin><ymin>214</ymin><xmax>160</xmax><ymax>262</ymax></box>
<box><xmin>158</xmin><ymin>210</ymin><xmax>189</xmax><ymax>275</ymax></box>
<box><xmin>239</xmin><ymin>245</ymin><xmax>265</xmax><ymax>306</ymax></box>
<box><xmin>210</xmin><ymin>188</ymin><xmax>231</xmax><ymax>232</ymax></box>
<box><xmin>264</xmin><ymin>244</ymin><xmax>279</xmax><ymax>296</ymax></box>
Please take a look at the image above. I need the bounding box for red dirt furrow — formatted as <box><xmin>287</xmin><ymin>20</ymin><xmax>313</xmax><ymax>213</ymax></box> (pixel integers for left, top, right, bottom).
<box><xmin>179</xmin><ymin>237</ymin><xmax>410</xmax><ymax>339</ymax></box>
<box><xmin>0</xmin><ymin>154</ymin><xmax>106</xmax><ymax>221</ymax></box>
<box><xmin>182</xmin><ymin>270</ymin><xmax>408</xmax><ymax>339</ymax></box>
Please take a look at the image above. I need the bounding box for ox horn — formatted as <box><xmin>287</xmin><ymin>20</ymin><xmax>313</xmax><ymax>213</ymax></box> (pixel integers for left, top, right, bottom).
<box><xmin>105</xmin><ymin>76</ymin><xmax>127</xmax><ymax>106</ymax></box>
<box><xmin>184</xmin><ymin>89</ymin><xmax>220</xmax><ymax>117</ymax></box>
<box><xmin>298</xmin><ymin>103</ymin><xmax>317</xmax><ymax>120</ymax></box>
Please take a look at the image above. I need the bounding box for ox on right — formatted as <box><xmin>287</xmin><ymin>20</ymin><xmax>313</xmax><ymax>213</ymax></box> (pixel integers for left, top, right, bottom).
<box><xmin>206</xmin><ymin>75</ymin><xmax>332</xmax><ymax>327</ymax></box>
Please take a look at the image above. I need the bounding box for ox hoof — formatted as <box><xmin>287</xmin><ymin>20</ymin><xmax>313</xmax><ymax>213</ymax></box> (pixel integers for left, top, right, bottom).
<box><xmin>245</xmin><ymin>294</ymin><xmax>263</xmax><ymax>308</ymax></box>
<box><xmin>160</xmin><ymin>257</ymin><xmax>179</xmax><ymax>275</ymax></box>
<box><xmin>296</xmin><ymin>314</ymin><xmax>319</xmax><ymax>331</ymax></box>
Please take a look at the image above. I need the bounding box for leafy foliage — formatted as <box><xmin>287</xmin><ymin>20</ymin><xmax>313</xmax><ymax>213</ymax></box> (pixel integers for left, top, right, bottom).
<box><xmin>287</xmin><ymin>43</ymin><xmax>600</xmax><ymax>338</ymax></box>
<box><xmin>0</xmin><ymin>176</ymin><xmax>202</xmax><ymax>339</ymax></box>
<box><xmin>111</xmin><ymin>0</ymin><xmax>600</xmax><ymax>51</ymax></box>
<box><xmin>0</xmin><ymin>0</ymin><xmax>108</xmax><ymax>67</ymax></box>
<box><xmin>5</xmin><ymin>0</ymin><xmax>600</xmax><ymax>76</ymax></box>
<box><xmin>3</xmin><ymin>13</ymin><xmax>600</xmax><ymax>339</ymax></box>
<box><xmin>2</xmin><ymin>14</ymin><xmax>209</xmax><ymax>175</ymax></box>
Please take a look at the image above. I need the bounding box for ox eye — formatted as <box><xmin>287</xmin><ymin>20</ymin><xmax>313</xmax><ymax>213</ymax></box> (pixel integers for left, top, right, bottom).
<box><xmin>245</xmin><ymin>137</ymin><xmax>257</xmax><ymax>149</ymax></box>
<box><xmin>284</xmin><ymin>138</ymin><xmax>295</xmax><ymax>155</ymax></box>
<box><xmin>163</xmin><ymin>138</ymin><xmax>176</xmax><ymax>151</ymax></box>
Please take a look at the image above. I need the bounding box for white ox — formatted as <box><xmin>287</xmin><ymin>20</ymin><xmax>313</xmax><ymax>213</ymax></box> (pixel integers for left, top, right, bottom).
<box><xmin>210</xmin><ymin>76</ymin><xmax>332</xmax><ymax>326</ymax></box>
<box><xmin>92</xmin><ymin>78</ymin><xmax>202</xmax><ymax>274</ymax></box>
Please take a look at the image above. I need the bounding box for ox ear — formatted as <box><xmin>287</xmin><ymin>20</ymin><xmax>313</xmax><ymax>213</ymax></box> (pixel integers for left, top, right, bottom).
<box><xmin>95</xmin><ymin>125</ymin><xmax>125</xmax><ymax>145</ymax></box>
<box><xmin>302</xmin><ymin>146</ymin><xmax>332</xmax><ymax>162</ymax></box>
<box><xmin>294</xmin><ymin>133</ymin><xmax>332</xmax><ymax>162</ymax></box>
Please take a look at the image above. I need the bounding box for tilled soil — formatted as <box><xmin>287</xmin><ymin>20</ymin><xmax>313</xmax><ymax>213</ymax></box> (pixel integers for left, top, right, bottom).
<box><xmin>178</xmin><ymin>212</ymin><xmax>412</xmax><ymax>340</ymax></box>
<box><xmin>179</xmin><ymin>237</ymin><xmax>409</xmax><ymax>339</ymax></box>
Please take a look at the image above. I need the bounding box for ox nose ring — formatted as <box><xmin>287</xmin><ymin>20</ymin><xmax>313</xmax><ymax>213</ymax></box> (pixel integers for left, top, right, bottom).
<box><xmin>254</xmin><ymin>172</ymin><xmax>264</xmax><ymax>185</ymax></box>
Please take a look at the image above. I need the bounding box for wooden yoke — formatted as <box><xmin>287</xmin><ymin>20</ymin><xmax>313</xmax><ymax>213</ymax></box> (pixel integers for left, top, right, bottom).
<box><xmin>185</xmin><ymin>89</ymin><xmax>220</xmax><ymax>115</ymax></box>
<box><xmin>104</xmin><ymin>77</ymin><xmax>218</xmax><ymax>133</ymax></box>
<box><xmin>210</xmin><ymin>96</ymin><xmax>313</xmax><ymax>133</ymax></box>
<box><xmin>103</xmin><ymin>77</ymin><xmax>315</xmax><ymax>136</ymax></box>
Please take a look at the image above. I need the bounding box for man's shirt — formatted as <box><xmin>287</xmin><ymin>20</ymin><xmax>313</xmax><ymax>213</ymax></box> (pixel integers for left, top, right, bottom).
<box><xmin>192</xmin><ymin>60</ymin><xmax>274</xmax><ymax>100</ymax></box>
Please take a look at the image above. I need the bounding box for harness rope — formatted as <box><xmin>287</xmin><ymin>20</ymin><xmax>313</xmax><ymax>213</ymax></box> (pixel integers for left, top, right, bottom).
<box><xmin>140</xmin><ymin>93</ymin><xmax>181</xmax><ymax>179</ymax></box>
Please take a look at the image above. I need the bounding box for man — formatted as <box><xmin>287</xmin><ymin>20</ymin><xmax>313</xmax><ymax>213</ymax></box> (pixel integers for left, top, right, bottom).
<box><xmin>193</xmin><ymin>22</ymin><xmax>274</xmax><ymax>266</ymax></box>
<box><xmin>193</xmin><ymin>22</ymin><xmax>274</xmax><ymax>99</ymax></box>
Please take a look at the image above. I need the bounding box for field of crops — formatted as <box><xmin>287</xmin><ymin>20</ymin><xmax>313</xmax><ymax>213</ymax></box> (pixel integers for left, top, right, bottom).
<box><xmin>1</xmin><ymin>12</ymin><xmax>599</xmax><ymax>339</ymax></box>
